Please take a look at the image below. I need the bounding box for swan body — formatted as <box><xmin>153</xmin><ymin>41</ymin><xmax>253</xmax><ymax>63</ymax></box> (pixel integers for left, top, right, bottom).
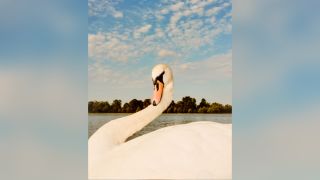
<box><xmin>89</xmin><ymin>64</ymin><xmax>232</xmax><ymax>179</ymax></box>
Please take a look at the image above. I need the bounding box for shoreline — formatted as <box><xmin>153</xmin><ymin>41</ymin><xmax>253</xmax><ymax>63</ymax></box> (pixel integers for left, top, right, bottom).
<box><xmin>88</xmin><ymin>113</ymin><xmax>232</xmax><ymax>114</ymax></box>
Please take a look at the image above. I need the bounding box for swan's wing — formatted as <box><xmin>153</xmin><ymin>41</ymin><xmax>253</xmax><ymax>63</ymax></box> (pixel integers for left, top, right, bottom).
<box><xmin>91</xmin><ymin>121</ymin><xmax>232</xmax><ymax>179</ymax></box>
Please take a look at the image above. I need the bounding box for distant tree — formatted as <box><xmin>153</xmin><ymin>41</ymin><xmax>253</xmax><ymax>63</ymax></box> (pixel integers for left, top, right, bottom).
<box><xmin>181</xmin><ymin>96</ymin><xmax>197</xmax><ymax>113</ymax></box>
<box><xmin>128</xmin><ymin>99</ymin><xmax>143</xmax><ymax>113</ymax></box>
<box><xmin>88</xmin><ymin>101</ymin><xmax>94</xmax><ymax>113</ymax></box>
<box><xmin>175</xmin><ymin>100</ymin><xmax>183</xmax><ymax>113</ymax></box>
<box><xmin>197</xmin><ymin>98</ymin><xmax>210</xmax><ymax>111</ymax></box>
<box><xmin>97</xmin><ymin>101</ymin><xmax>105</xmax><ymax>113</ymax></box>
<box><xmin>122</xmin><ymin>103</ymin><xmax>130</xmax><ymax>113</ymax></box>
<box><xmin>164</xmin><ymin>100</ymin><xmax>175</xmax><ymax>113</ymax></box>
<box><xmin>90</xmin><ymin>101</ymin><xmax>99</xmax><ymax>113</ymax></box>
<box><xmin>198</xmin><ymin>107</ymin><xmax>208</xmax><ymax>113</ymax></box>
<box><xmin>207</xmin><ymin>102</ymin><xmax>224</xmax><ymax>113</ymax></box>
<box><xmin>143</xmin><ymin>99</ymin><xmax>151</xmax><ymax>108</ymax></box>
<box><xmin>88</xmin><ymin>97</ymin><xmax>232</xmax><ymax>114</ymax></box>
<box><xmin>223</xmin><ymin>104</ymin><xmax>232</xmax><ymax>113</ymax></box>
<box><xmin>136</xmin><ymin>106</ymin><xmax>142</xmax><ymax>112</ymax></box>
<box><xmin>137</xmin><ymin>99</ymin><xmax>144</xmax><ymax>111</ymax></box>
<box><xmin>111</xmin><ymin>99</ymin><xmax>122</xmax><ymax>113</ymax></box>
<box><xmin>101</xmin><ymin>101</ymin><xmax>110</xmax><ymax>113</ymax></box>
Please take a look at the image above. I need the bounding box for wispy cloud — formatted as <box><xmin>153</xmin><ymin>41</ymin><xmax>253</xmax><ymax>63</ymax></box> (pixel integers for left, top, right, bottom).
<box><xmin>88</xmin><ymin>0</ymin><xmax>231</xmax><ymax>63</ymax></box>
<box><xmin>134</xmin><ymin>24</ymin><xmax>152</xmax><ymax>38</ymax></box>
<box><xmin>175</xmin><ymin>52</ymin><xmax>232</xmax><ymax>81</ymax></box>
<box><xmin>89</xmin><ymin>61</ymin><xmax>149</xmax><ymax>89</ymax></box>
<box><xmin>88</xmin><ymin>0</ymin><xmax>123</xmax><ymax>18</ymax></box>
<box><xmin>158</xmin><ymin>49</ymin><xmax>177</xmax><ymax>57</ymax></box>
<box><xmin>170</xmin><ymin>2</ymin><xmax>184</xmax><ymax>11</ymax></box>
<box><xmin>88</xmin><ymin>33</ymin><xmax>134</xmax><ymax>62</ymax></box>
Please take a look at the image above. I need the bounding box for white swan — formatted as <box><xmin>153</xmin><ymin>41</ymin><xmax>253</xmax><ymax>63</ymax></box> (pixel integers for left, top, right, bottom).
<box><xmin>89</xmin><ymin>64</ymin><xmax>232</xmax><ymax>179</ymax></box>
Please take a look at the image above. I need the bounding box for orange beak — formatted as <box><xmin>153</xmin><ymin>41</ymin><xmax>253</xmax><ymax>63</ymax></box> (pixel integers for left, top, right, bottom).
<box><xmin>152</xmin><ymin>80</ymin><xmax>164</xmax><ymax>106</ymax></box>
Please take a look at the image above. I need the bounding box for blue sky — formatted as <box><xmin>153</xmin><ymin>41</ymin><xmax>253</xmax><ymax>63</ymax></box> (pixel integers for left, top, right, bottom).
<box><xmin>88</xmin><ymin>0</ymin><xmax>232</xmax><ymax>104</ymax></box>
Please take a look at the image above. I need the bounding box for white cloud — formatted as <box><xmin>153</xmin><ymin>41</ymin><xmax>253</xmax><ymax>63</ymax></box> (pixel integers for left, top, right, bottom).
<box><xmin>190</xmin><ymin>0</ymin><xmax>200</xmax><ymax>4</ymax></box>
<box><xmin>170</xmin><ymin>2</ymin><xmax>184</xmax><ymax>11</ymax></box>
<box><xmin>169</xmin><ymin>12</ymin><xmax>183</xmax><ymax>29</ymax></box>
<box><xmin>155</xmin><ymin>28</ymin><xmax>165</xmax><ymax>37</ymax></box>
<box><xmin>182</xmin><ymin>9</ymin><xmax>192</xmax><ymax>16</ymax></box>
<box><xmin>190</xmin><ymin>0</ymin><xmax>215</xmax><ymax>8</ymax></box>
<box><xmin>89</xmin><ymin>61</ymin><xmax>149</xmax><ymax>89</ymax></box>
<box><xmin>156</xmin><ymin>14</ymin><xmax>164</xmax><ymax>21</ymax></box>
<box><xmin>88</xmin><ymin>33</ymin><xmax>106</xmax><ymax>58</ymax></box>
<box><xmin>88</xmin><ymin>33</ymin><xmax>105</xmax><ymax>44</ymax></box>
<box><xmin>158</xmin><ymin>49</ymin><xmax>177</xmax><ymax>57</ymax></box>
<box><xmin>175</xmin><ymin>52</ymin><xmax>232</xmax><ymax>79</ymax></box>
<box><xmin>191</xmin><ymin>7</ymin><xmax>204</xmax><ymax>15</ymax></box>
<box><xmin>223</xmin><ymin>2</ymin><xmax>231</xmax><ymax>7</ymax></box>
<box><xmin>88</xmin><ymin>0</ymin><xmax>123</xmax><ymax>18</ymax></box>
<box><xmin>209</xmin><ymin>16</ymin><xmax>216</xmax><ymax>24</ymax></box>
<box><xmin>160</xmin><ymin>8</ymin><xmax>169</xmax><ymax>14</ymax></box>
<box><xmin>88</xmin><ymin>32</ymin><xmax>137</xmax><ymax>62</ymax></box>
<box><xmin>136</xmin><ymin>24</ymin><xmax>152</xmax><ymax>34</ymax></box>
<box><xmin>113</xmin><ymin>11</ymin><xmax>123</xmax><ymax>18</ymax></box>
<box><xmin>134</xmin><ymin>24</ymin><xmax>152</xmax><ymax>39</ymax></box>
<box><xmin>179</xmin><ymin>62</ymin><xmax>195</xmax><ymax>71</ymax></box>
<box><xmin>206</xmin><ymin>6</ymin><xmax>222</xmax><ymax>16</ymax></box>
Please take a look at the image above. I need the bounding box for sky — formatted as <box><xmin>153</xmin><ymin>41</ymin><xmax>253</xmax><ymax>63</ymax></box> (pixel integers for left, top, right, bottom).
<box><xmin>88</xmin><ymin>0</ymin><xmax>232</xmax><ymax>104</ymax></box>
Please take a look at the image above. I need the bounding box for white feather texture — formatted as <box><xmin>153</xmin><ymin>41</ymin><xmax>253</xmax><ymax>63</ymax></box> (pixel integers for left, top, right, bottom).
<box><xmin>88</xmin><ymin>64</ymin><xmax>232</xmax><ymax>179</ymax></box>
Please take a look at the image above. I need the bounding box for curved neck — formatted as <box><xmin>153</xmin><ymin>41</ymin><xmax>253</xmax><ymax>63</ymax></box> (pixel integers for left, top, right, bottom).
<box><xmin>89</xmin><ymin>80</ymin><xmax>173</xmax><ymax>170</ymax></box>
<box><xmin>113</xmin><ymin>81</ymin><xmax>173</xmax><ymax>144</ymax></box>
<box><xmin>89</xmin><ymin>81</ymin><xmax>173</xmax><ymax>151</ymax></box>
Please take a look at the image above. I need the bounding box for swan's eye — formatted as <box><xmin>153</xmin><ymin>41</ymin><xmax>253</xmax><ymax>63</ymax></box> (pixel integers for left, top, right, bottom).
<box><xmin>152</xmin><ymin>71</ymin><xmax>165</xmax><ymax>90</ymax></box>
<box><xmin>155</xmin><ymin>71</ymin><xmax>165</xmax><ymax>84</ymax></box>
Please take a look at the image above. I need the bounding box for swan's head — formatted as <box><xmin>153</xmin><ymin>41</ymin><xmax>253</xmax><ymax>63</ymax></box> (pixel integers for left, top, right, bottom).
<box><xmin>151</xmin><ymin>64</ymin><xmax>173</xmax><ymax>106</ymax></box>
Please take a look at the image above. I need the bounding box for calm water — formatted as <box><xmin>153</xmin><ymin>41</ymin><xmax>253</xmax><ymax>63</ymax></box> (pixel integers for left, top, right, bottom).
<box><xmin>88</xmin><ymin>113</ymin><xmax>232</xmax><ymax>141</ymax></box>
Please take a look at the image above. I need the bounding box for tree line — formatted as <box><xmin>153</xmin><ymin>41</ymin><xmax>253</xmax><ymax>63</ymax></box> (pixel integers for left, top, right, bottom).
<box><xmin>88</xmin><ymin>96</ymin><xmax>232</xmax><ymax>114</ymax></box>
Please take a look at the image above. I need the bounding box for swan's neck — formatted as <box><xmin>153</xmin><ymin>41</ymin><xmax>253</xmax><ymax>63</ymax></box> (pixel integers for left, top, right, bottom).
<box><xmin>89</xmin><ymin>82</ymin><xmax>172</xmax><ymax>172</ymax></box>
<box><xmin>89</xmin><ymin>82</ymin><xmax>173</xmax><ymax>152</ymax></box>
<box><xmin>112</xmin><ymin>82</ymin><xmax>173</xmax><ymax>144</ymax></box>
<box><xmin>114</xmin><ymin>104</ymin><xmax>164</xmax><ymax>143</ymax></box>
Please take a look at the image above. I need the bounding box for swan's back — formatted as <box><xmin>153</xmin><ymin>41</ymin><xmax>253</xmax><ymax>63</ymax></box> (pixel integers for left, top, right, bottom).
<box><xmin>90</xmin><ymin>121</ymin><xmax>232</xmax><ymax>179</ymax></box>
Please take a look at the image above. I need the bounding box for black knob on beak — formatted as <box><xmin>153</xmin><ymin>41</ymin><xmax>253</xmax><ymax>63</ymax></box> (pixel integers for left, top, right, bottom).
<box><xmin>153</xmin><ymin>100</ymin><xmax>157</xmax><ymax>106</ymax></box>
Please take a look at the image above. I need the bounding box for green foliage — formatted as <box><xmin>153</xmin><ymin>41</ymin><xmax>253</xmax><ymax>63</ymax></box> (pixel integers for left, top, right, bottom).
<box><xmin>197</xmin><ymin>98</ymin><xmax>210</xmax><ymax>109</ymax></box>
<box><xmin>143</xmin><ymin>99</ymin><xmax>151</xmax><ymax>108</ymax></box>
<box><xmin>111</xmin><ymin>100</ymin><xmax>122</xmax><ymax>113</ymax></box>
<box><xmin>198</xmin><ymin>107</ymin><xmax>208</xmax><ymax>113</ymax></box>
<box><xmin>88</xmin><ymin>97</ymin><xmax>232</xmax><ymax>113</ymax></box>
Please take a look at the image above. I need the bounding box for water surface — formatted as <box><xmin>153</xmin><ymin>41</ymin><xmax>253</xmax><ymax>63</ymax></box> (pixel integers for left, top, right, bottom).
<box><xmin>89</xmin><ymin>113</ymin><xmax>232</xmax><ymax>141</ymax></box>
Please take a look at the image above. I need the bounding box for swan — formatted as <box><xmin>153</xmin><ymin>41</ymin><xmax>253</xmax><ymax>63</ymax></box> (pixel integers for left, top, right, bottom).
<box><xmin>88</xmin><ymin>64</ymin><xmax>232</xmax><ymax>179</ymax></box>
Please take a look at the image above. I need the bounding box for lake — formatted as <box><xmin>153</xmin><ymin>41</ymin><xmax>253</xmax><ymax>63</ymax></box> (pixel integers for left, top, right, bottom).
<box><xmin>89</xmin><ymin>113</ymin><xmax>232</xmax><ymax>141</ymax></box>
